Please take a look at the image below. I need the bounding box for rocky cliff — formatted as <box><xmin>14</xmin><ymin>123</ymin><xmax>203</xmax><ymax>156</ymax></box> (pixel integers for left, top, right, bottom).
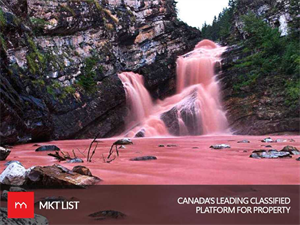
<box><xmin>220</xmin><ymin>0</ymin><xmax>300</xmax><ymax>135</ymax></box>
<box><xmin>0</xmin><ymin>0</ymin><xmax>200</xmax><ymax>144</ymax></box>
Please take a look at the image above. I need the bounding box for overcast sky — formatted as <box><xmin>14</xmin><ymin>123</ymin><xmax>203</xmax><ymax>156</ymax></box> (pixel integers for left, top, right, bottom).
<box><xmin>177</xmin><ymin>0</ymin><xmax>229</xmax><ymax>29</ymax></box>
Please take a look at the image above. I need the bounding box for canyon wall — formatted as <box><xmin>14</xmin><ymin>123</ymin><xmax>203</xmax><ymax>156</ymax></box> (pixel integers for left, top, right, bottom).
<box><xmin>0</xmin><ymin>0</ymin><xmax>200</xmax><ymax>144</ymax></box>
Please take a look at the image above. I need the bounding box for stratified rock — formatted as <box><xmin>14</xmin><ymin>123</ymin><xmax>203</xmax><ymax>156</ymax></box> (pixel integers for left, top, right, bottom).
<box><xmin>35</xmin><ymin>145</ymin><xmax>60</xmax><ymax>152</ymax></box>
<box><xmin>281</xmin><ymin>146</ymin><xmax>300</xmax><ymax>155</ymax></box>
<box><xmin>237</xmin><ymin>140</ymin><xmax>250</xmax><ymax>143</ymax></box>
<box><xmin>26</xmin><ymin>164</ymin><xmax>100</xmax><ymax>188</ymax></box>
<box><xmin>5</xmin><ymin>161</ymin><xmax>23</xmax><ymax>166</ymax></box>
<box><xmin>0</xmin><ymin>207</ymin><xmax>49</xmax><ymax>225</ymax></box>
<box><xmin>261</xmin><ymin>137</ymin><xmax>273</xmax><ymax>143</ymax></box>
<box><xmin>210</xmin><ymin>144</ymin><xmax>231</xmax><ymax>149</ymax></box>
<box><xmin>134</xmin><ymin>129</ymin><xmax>145</xmax><ymax>138</ymax></box>
<box><xmin>89</xmin><ymin>210</ymin><xmax>126</xmax><ymax>220</ymax></box>
<box><xmin>0</xmin><ymin>162</ymin><xmax>27</xmax><ymax>186</ymax></box>
<box><xmin>72</xmin><ymin>166</ymin><xmax>92</xmax><ymax>176</ymax></box>
<box><xmin>66</xmin><ymin>158</ymin><xmax>84</xmax><ymax>163</ymax></box>
<box><xmin>250</xmin><ymin>150</ymin><xmax>291</xmax><ymax>159</ymax></box>
<box><xmin>0</xmin><ymin>147</ymin><xmax>11</xmax><ymax>161</ymax></box>
<box><xmin>130</xmin><ymin>156</ymin><xmax>157</xmax><ymax>161</ymax></box>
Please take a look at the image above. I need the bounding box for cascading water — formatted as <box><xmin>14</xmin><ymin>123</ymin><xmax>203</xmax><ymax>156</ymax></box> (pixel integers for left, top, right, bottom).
<box><xmin>118</xmin><ymin>39</ymin><xmax>229</xmax><ymax>137</ymax></box>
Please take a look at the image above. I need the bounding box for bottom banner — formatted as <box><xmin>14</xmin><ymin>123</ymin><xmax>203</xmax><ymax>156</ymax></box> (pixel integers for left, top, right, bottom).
<box><xmin>1</xmin><ymin>185</ymin><xmax>299</xmax><ymax>225</ymax></box>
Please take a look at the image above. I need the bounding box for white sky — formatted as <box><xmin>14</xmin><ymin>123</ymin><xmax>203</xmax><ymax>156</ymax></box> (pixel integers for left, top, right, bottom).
<box><xmin>177</xmin><ymin>0</ymin><xmax>229</xmax><ymax>29</ymax></box>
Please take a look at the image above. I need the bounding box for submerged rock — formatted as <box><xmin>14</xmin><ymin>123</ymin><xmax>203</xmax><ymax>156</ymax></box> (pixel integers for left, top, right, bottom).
<box><xmin>35</xmin><ymin>145</ymin><xmax>60</xmax><ymax>152</ymax></box>
<box><xmin>26</xmin><ymin>164</ymin><xmax>100</xmax><ymax>188</ymax></box>
<box><xmin>0</xmin><ymin>147</ymin><xmax>11</xmax><ymax>161</ymax></box>
<box><xmin>89</xmin><ymin>210</ymin><xmax>126</xmax><ymax>220</ymax></box>
<box><xmin>158</xmin><ymin>144</ymin><xmax>165</xmax><ymax>147</ymax></box>
<box><xmin>281</xmin><ymin>146</ymin><xmax>300</xmax><ymax>155</ymax></box>
<box><xmin>237</xmin><ymin>140</ymin><xmax>250</xmax><ymax>143</ymax></box>
<box><xmin>130</xmin><ymin>156</ymin><xmax>157</xmax><ymax>161</ymax></box>
<box><xmin>250</xmin><ymin>150</ymin><xmax>291</xmax><ymax>159</ymax></box>
<box><xmin>0</xmin><ymin>162</ymin><xmax>27</xmax><ymax>186</ymax></box>
<box><xmin>72</xmin><ymin>166</ymin><xmax>92</xmax><ymax>176</ymax></box>
<box><xmin>167</xmin><ymin>144</ymin><xmax>177</xmax><ymax>147</ymax></box>
<box><xmin>210</xmin><ymin>144</ymin><xmax>231</xmax><ymax>149</ymax></box>
<box><xmin>0</xmin><ymin>207</ymin><xmax>49</xmax><ymax>225</ymax></box>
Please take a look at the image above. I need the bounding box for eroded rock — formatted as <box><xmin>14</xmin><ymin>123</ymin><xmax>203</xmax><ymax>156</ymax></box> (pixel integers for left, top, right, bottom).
<box><xmin>26</xmin><ymin>164</ymin><xmax>100</xmax><ymax>188</ymax></box>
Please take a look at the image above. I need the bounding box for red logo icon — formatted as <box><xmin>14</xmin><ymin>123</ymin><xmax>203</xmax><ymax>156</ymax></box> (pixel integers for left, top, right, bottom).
<box><xmin>8</xmin><ymin>192</ymin><xmax>34</xmax><ymax>218</ymax></box>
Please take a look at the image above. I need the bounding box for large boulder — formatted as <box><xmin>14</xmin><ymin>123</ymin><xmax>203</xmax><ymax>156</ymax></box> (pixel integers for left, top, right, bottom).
<box><xmin>26</xmin><ymin>164</ymin><xmax>100</xmax><ymax>188</ymax></box>
<box><xmin>0</xmin><ymin>207</ymin><xmax>49</xmax><ymax>225</ymax></box>
<box><xmin>72</xmin><ymin>166</ymin><xmax>92</xmax><ymax>176</ymax></box>
<box><xmin>0</xmin><ymin>162</ymin><xmax>27</xmax><ymax>186</ymax></box>
<box><xmin>0</xmin><ymin>147</ymin><xmax>11</xmax><ymax>161</ymax></box>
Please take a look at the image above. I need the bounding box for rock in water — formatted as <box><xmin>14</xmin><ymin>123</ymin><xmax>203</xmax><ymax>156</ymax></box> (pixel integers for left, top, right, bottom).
<box><xmin>237</xmin><ymin>140</ymin><xmax>250</xmax><ymax>143</ymax></box>
<box><xmin>89</xmin><ymin>210</ymin><xmax>126</xmax><ymax>220</ymax></box>
<box><xmin>0</xmin><ymin>147</ymin><xmax>11</xmax><ymax>160</ymax></box>
<box><xmin>0</xmin><ymin>162</ymin><xmax>27</xmax><ymax>185</ymax></box>
<box><xmin>4</xmin><ymin>160</ymin><xmax>23</xmax><ymax>166</ymax></box>
<box><xmin>113</xmin><ymin>138</ymin><xmax>133</xmax><ymax>145</ymax></box>
<box><xmin>281</xmin><ymin>146</ymin><xmax>300</xmax><ymax>155</ymax></box>
<box><xmin>135</xmin><ymin>129</ymin><xmax>145</xmax><ymax>138</ymax></box>
<box><xmin>261</xmin><ymin>137</ymin><xmax>273</xmax><ymax>143</ymax></box>
<box><xmin>66</xmin><ymin>158</ymin><xmax>84</xmax><ymax>163</ymax></box>
<box><xmin>130</xmin><ymin>156</ymin><xmax>157</xmax><ymax>161</ymax></box>
<box><xmin>296</xmin><ymin>157</ymin><xmax>300</xmax><ymax>161</ymax></box>
<box><xmin>210</xmin><ymin>144</ymin><xmax>231</xmax><ymax>149</ymax></box>
<box><xmin>72</xmin><ymin>166</ymin><xmax>92</xmax><ymax>176</ymax></box>
<box><xmin>35</xmin><ymin>145</ymin><xmax>60</xmax><ymax>152</ymax></box>
<box><xmin>0</xmin><ymin>207</ymin><xmax>49</xmax><ymax>225</ymax></box>
<box><xmin>26</xmin><ymin>164</ymin><xmax>101</xmax><ymax>188</ymax></box>
<box><xmin>250</xmin><ymin>150</ymin><xmax>291</xmax><ymax>159</ymax></box>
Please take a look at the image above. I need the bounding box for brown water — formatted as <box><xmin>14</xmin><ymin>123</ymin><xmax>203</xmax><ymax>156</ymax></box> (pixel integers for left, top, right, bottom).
<box><xmin>118</xmin><ymin>40</ymin><xmax>229</xmax><ymax>137</ymax></box>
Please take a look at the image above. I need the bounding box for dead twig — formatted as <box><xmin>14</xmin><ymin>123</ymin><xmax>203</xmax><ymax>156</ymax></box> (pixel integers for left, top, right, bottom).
<box><xmin>87</xmin><ymin>133</ymin><xmax>100</xmax><ymax>162</ymax></box>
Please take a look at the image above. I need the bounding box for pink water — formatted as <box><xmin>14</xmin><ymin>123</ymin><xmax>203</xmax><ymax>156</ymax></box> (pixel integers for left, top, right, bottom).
<box><xmin>118</xmin><ymin>40</ymin><xmax>229</xmax><ymax>137</ymax></box>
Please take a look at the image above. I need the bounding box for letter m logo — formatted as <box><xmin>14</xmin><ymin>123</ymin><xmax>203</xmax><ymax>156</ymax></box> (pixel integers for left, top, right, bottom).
<box><xmin>8</xmin><ymin>192</ymin><xmax>34</xmax><ymax>218</ymax></box>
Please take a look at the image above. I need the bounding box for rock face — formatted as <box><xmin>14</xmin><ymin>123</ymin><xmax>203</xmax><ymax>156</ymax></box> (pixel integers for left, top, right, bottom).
<box><xmin>220</xmin><ymin>1</ymin><xmax>300</xmax><ymax>135</ymax></box>
<box><xmin>0</xmin><ymin>207</ymin><xmax>49</xmax><ymax>225</ymax></box>
<box><xmin>0</xmin><ymin>0</ymin><xmax>200</xmax><ymax>145</ymax></box>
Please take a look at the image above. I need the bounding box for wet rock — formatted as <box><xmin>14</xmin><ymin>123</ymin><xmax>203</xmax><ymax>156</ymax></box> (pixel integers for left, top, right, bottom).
<box><xmin>0</xmin><ymin>162</ymin><xmax>27</xmax><ymax>186</ymax></box>
<box><xmin>89</xmin><ymin>210</ymin><xmax>126</xmax><ymax>220</ymax></box>
<box><xmin>134</xmin><ymin>129</ymin><xmax>145</xmax><ymax>138</ymax></box>
<box><xmin>265</xmin><ymin>145</ymin><xmax>272</xmax><ymax>148</ymax></box>
<box><xmin>192</xmin><ymin>147</ymin><xmax>199</xmax><ymax>149</ymax></box>
<box><xmin>35</xmin><ymin>145</ymin><xmax>60</xmax><ymax>152</ymax></box>
<box><xmin>250</xmin><ymin>150</ymin><xmax>291</xmax><ymax>159</ymax></box>
<box><xmin>158</xmin><ymin>144</ymin><xmax>165</xmax><ymax>147</ymax></box>
<box><xmin>261</xmin><ymin>137</ymin><xmax>273</xmax><ymax>143</ymax></box>
<box><xmin>210</xmin><ymin>144</ymin><xmax>231</xmax><ymax>149</ymax></box>
<box><xmin>0</xmin><ymin>147</ymin><xmax>11</xmax><ymax>161</ymax></box>
<box><xmin>281</xmin><ymin>146</ymin><xmax>300</xmax><ymax>155</ymax></box>
<box><xmin>237</xmin><ymin>140</ymin><xmax>250</xmax><ymax>143</ymax></box>
<box><xmin>26</xmin><ymin>164</ymin><xmax>101</xmax><ymax>188</ymax></box>
<box><xmin>4</xmin><ymin>160</ymin><xmax>23</xmax><ymax>167</ymax></box>
<box><xmin>161</xmin><ymin>107</ymin><xmax>180</xmax><ymax>136</ymax></box>
<box><xmin>113</xmin><ymin>138</ymin><xmax>133</xmax><ymax>145</ymax></box>
<box><xmin>66</xmin><ymin>158</ymin><xmax>84</xmax><ymax>163</ymax></box>
<box><xmin>296</xmin><ymin>157</ymin><xmax>300</xmax><ymax>161</ymax></box>
<box><xmin>130</xmin><ymin>156</ymin><xmax>157</xmax><ymax>161</ymax></box>
<box><xmin>72</xmin><ymin>166</ymin><xmax>92</xmax><ymax>176</ymax></box>
<box><xmin>0</xmin><ymin>207</ymin><xmax>49</xmax><ymax>225</ymax></box>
